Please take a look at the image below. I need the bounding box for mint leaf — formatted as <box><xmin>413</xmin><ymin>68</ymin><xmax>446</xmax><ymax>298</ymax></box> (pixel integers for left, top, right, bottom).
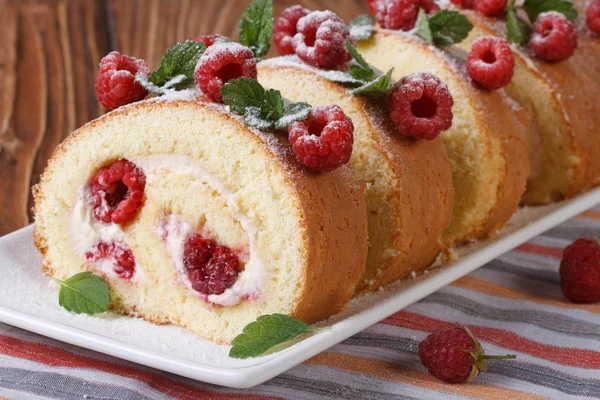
<box><xmin>52</xmin><ymin>272</ymin><xmax>111</xmax><ymax>315</ymax></box>
<box><xmin>346</xmin><ymin>41</ymin><xmax>377</xmax><ymax>83</ymax></box>
<box><xmin>147</xmin><ymin>40</ymin><xmax>206</xmax><ymax>90</ymax></box>
<box><xmin>351</xmin><ymin>68</ymin><xmax>394</xmax><ymax>95</ymax></box>
<box><xmin>320</xmin><ymin>70</ymin><xmax>366</xmax><ymax>87</ymax></box>
<box><xmin>274</xmin><ymin>102</ymin><xmax>312</xmax><ymax>130</ymax></box>
<box><xmin>429</xmin><ymin>10</ymin><xmax>473</xmax><ymax>46</ymax></box>
<box><xmin>349</xmin><ymin>14</ymin><xmax>375</xmax><ymax>41</ymax></box>
<box><xmin>507</xmin><ymin>0</ymin><xmax>531</xmax><ymax>44</ymax></box>
<box><xmin>414</xmin><ymin>9</ymin><xmax>433</xmax><ymax>45</ymax></box>
<box><xmin>243</xmin><ymin>107</ymin><xmax>275</xmax><ymax>130</ymax></box>
<box><xmin>265</xmin><ymin>88</ymin><xmax>285</xmax><ymax>120</ymax></box>
<box><xmin>522</xmin><ymin>0</ymin><xmax>578</xmax><ymax>22</ymax></box>
<box><xmin>229</xmin><ymin>314</ymin><xmax>328</xmax><ymax>359</ymax></box>
<box><xmin>221</xmin><ymin>78</ymin><xmax>311</xmax><ymax>131</ymax></box>
<box><xmin>220</xmin><ymin>77</ymin><xmax>267</xmax><ymax>116</ymax></box>
<box><xmin>238</xmin><ymin>0</ymin><xmax>273</xmax><ymax>59</ymax></box>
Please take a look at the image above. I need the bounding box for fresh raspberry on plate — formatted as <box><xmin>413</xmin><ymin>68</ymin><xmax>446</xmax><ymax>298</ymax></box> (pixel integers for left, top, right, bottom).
<box><xmin>419</xmin><ymin>325</ymin><xmax>516</xmax><ymax>383</ymax></box>
<box><xmin>292</xmin><ymin>11</ymin><xmax>353</xmax><ymax>69</ymax></box>
<box><xmin>95</xmin><ymin>51</ymin><xmax>150</xmax><ymax>110</ymax></box>
<box><xmin>467</xmin><ymin>36</ymin><xmax>515</xmax><ymax>90</ymax></box>
<box><xmin>560</xmin><ymin>238</ymin><xmax>600</xmax><ymax>303</ymax></box>
<box><xmin>194</xmin><ymin>42</ymin><xmax>257</xmax><ymax>103</ymax></box>
<box><xmin>288</xmin><ymin>105</ymin><xmax>354</xmax><ymax>173</ymax></box>
<box><xmin>388</xmin><ymin>72</ymin><xmax>454</xmax><ymax>140</ymax></box>
<box><xmin>274</xmin><ymin>5</ymin><xmax>311</xmax><ymax>55</ymax></box>
<box><xmin>529</xmin><ymin>12</ymin><xmax>578</xmax><ymax>62</ymax></box>
<box><xmin>368</xmin><ymin>0</ymin><xmax>419</xmax><ymax>31</ymax></box>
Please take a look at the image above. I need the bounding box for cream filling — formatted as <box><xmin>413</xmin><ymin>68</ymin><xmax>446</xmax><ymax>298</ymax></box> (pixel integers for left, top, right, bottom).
<box><xmin>133</xmin><ymin>155</ymin><xmax>264</xmax><ymax>307</ymax></box>
<box><xmin>70</xmin><ymin>187</ymin><xmax>146</xmax><ymax>282</ymax></box>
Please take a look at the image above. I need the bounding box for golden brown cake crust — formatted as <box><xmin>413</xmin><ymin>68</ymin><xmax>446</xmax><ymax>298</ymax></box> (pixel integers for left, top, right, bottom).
<box><xmin>459</xmin><ymin>9</ymin><xmax>600</xmax><ymax>203</ymax></box>
<box><xmin>258</xmin><ymin>62</ymin><xmax>454</xmax><ymax>293</ymax></box>
<box><xmin>363</xmin><ymin>31</ymin><xmax>529</xmax><ymax>244</ymax></box>
<box><xmin>33</xmin><ymin>99</ymin><xmax>368</xmax><ymax>334</ymax></box>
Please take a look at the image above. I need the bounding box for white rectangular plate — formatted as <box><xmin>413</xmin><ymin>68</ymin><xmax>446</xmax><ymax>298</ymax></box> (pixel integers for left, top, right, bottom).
<box><xmin>1</xmin><ymin>187</ymin><xmax>600</xmax><ymax>388</ymax></box>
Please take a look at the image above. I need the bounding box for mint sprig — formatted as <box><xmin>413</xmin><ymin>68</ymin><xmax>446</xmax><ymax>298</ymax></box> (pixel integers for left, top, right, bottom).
<box><xmin>238</xmin><ymin>0</ymin><xmax>273</xmax><ymax>59</ymax></box>
<box><xmin>229</xmin><ymin>314</ymin><xmax>330</xmax><ymax>359</ymax></box>
<box><xmin>144</xmin><ymin>40</ymin><xmax>206</xmax><ymax>92</ymax></box>
<box><xmin>52</xmin><ymin>272</ymin><xmax>111</xmax><ymax>315</ymax></box>
<box><xmin>349</xmin><ymin>14</ymin><xmax>375</xmax><ymax>41</ymax></box>
<box><xmin>414</xmin><ymin>9</ymin><xmax>433</xmax><ymax>45</ymax></box>
<box><xmin>522</xmin><ymin>0</ymin><xmax>578</xmax><ymax>22</ymax></box>
<box><xmin>507</xmin><ymin>0</ymin><xmax>531</xmax><ymax>44</ymax></box>
<box><xmin>220</xmin><ymin>78</ymin><xmax>311</xmax><ymax>130</ymax></box>
<box><xmin>328</xmin><ymin>42</ymin><xmax>394</xmax><ymax>95</ymax></box>
<box><xmin>428</xmin><ymin>10</ymin><xmax>474</xmax><ymax>47</ymax></box>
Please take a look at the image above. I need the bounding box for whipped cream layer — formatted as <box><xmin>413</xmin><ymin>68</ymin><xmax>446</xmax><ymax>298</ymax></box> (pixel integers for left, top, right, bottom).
<box><xmin>71</xmin><ymin>155</ymin><xmax>266</xmax><ymax>307</ymax></box>
<box><xmin>134</xmin><ymin>155</ymin><xmax>265</xmax><ymax>308</ymax></box>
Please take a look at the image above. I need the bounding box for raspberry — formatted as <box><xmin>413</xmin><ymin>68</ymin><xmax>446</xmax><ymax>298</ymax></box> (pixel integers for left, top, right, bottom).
<box><xmin>288</xmin><ymin>105</ymin><xmax>354</xmax><ymax>173</ymax></box>
<box><xmin>419</xmin><ymin>325</ymin><xmax>515</xmax><ymax>383</ymax></box>
<box><xmin>184</xmin><ymin>234</ymin><xmax>240</xmax><ymax>296</ymax></box>
<box><xmin>94</xmin><ymin>52</ymin><xmax>150</xmax><ymax>110</ymax></box>
<box><xmin>86</xmin><ymin>241</ymin><xmax>136</xmax><ymax>279</ymax></box>
<box><xmin>586</xmin><ymin>0</ymin><xmax>600</xmax><ymax>35</ymax></box>
<box><xmin>418</xmin><ymin>0</ymin><xmax>440</xmax><ymax>14</ymax></box>
<box><xmin>292</xmin><ymin>11</ymin><xmax>353</xmax><ymax>69</ymax></box>
<box><xmin>529</xmin><ymin>12</ymin><xmax>578</xmax><ymax>62</ymax></box>
<box><xmin>474</xmin><ymin>0</ymin><xmax>507</xmax><ymax>16</ymax></box>
<box><xmin>450</xmin><ymin>0</ymin><xmax>475</xmax><ymax>8</ymax></box>
<box><xmin>192</xmin><ymin>34</ymin><xmax>228</xmax><ymax>47</ymax></box>
<box><xmin>194</xmin><ymin>43</ymin><xmax>257</xmax><ymax>103</ymax></box>
<box><xmin>467</xmin><ymin>37</ymin><xmax>514</xmax><ymax>90</ymax></box>
<box><xmin>368</xmin><ymin>0</ymin><xmax>419</xmax><ymax>31</ymax></box>
<box><xmin>90</xmin><ymin>159</ymin><xmax>146</xmax><ymax>225</ymax></box>
<box><xmin>560</xmin><ymin>238</ymin><xmax>600</xmax><ymax>303</ymax></box>
<box><xmin>388</xmin><ymin>72</ymin><xmax>454</xmax><ymax>140</ymax></box>
<box><xmin>274</xmin><ymin>5</ymin><xmax>311</xmax><ymax>55</ymax></box>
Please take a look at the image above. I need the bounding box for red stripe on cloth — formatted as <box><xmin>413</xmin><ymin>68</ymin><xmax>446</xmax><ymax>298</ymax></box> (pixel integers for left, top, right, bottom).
<box><xmin>514</xmin><ymin>243</ymin><xmax>564</xmax><ymax>259</ymax></box>
<box><xmin>383</xmin><ymin>312</ymin><xmax>600</xmax><ymax>369</ymax></box>
<box><xmin>0</xmin><ymin>335</ymin><xmax>279</xmax><ymax>400</ymax></box>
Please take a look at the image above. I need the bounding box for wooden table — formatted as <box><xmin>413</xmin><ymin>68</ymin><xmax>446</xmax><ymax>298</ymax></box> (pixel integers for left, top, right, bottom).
<box><xmin>0</xmin><ymin>0</ymin><xmax>369</xmax><ymax>236</ymax></box>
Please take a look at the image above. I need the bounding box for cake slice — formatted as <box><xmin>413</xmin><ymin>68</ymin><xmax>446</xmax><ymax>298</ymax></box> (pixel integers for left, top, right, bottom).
<box><xmin>357</xmin><ymin>31</ymin><xmax>530</xmax><ymax>245</ymax></box>
<box><xmin>258</xmin><ymin>57</ymin><xmax>454</xmax><ymax>293</ymax></box>
<box><xmin>447</xmin><ymin>6</ymin><xmax>600</xmax><ymax>204</ymax></box>
<box><xmin>33</xmin><ymin>97</ymin><xmax>368</xmax><ymax>343</ymax></box>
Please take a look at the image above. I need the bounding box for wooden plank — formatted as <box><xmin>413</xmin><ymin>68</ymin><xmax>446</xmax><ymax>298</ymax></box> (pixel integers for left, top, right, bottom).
<box><xmin>0</xmin><ymin>0</ymin><xmax>369</xmax><ymax>236</ymax></box>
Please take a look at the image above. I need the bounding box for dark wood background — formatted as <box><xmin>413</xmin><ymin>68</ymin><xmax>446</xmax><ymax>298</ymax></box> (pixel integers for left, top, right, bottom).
<box><xmin>0</xmin><ymin>0</ymin><xmax>369</xmax><ymax>236</ymax></box>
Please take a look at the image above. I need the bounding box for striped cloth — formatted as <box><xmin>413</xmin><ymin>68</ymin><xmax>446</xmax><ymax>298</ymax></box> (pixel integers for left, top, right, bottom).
<box><xmin>1</xmin><ymin>207</ymin><xmax>600</xmax><ymax>399</ymax></box>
